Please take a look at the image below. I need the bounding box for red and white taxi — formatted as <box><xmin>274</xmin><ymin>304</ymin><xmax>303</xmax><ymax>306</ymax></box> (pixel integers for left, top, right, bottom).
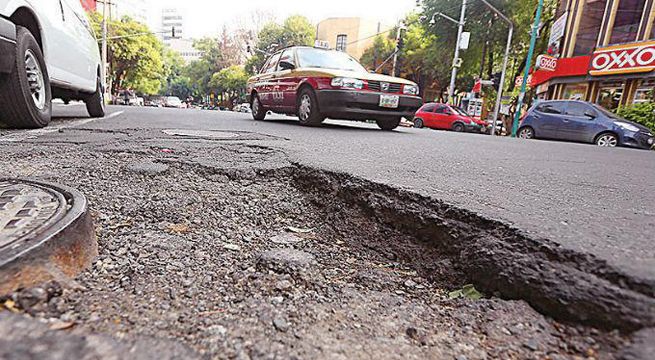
<box><xmin>246</xmin><ymin>46</ymin><xmax>423</xmax><ymax>130</ymax></box>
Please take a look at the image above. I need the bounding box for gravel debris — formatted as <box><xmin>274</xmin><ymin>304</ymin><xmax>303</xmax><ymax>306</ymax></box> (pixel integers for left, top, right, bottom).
<box><xmin>0</xmin><ymin>135</ymin><xmax>630</xmax><ymax>359</ymax></box>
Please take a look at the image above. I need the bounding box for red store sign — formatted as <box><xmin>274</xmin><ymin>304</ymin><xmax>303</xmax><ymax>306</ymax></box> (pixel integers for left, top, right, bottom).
<box><xmin>536</xmin><ymin>55</ymin><xmax>558</xmax><ymax>72</ymax></box>
<box><xmin>590</xmin><ymin>40</ymin><xmax>655</xmax><ymax>76</ymax></box>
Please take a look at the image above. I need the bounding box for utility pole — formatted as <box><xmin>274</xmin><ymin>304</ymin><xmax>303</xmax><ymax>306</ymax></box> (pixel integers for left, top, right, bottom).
<box><xmin>480</xmin><ymin>0</ymin><xmax>514</xmax><ymax>136</ymax></box>
<box><xmin>511</xmin><ymin>0</ymin><xmax>545</xmax><ymax>137</ymax></box>
<box><xmin>448</xmin><ymin>0</ymin><xmax>467</xmax><ymax>105</ymax></box>
<box><xmin>391</xmin><ymin>23</ymin><xmax>405</xmax><ymax>77</ymax></box>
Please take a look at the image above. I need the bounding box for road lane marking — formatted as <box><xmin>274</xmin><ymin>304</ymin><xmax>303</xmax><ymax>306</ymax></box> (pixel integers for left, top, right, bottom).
<box><xmin>0</xmin><ymin>111</ymin><xmax>124</xmax><ymax>143</ymax></box>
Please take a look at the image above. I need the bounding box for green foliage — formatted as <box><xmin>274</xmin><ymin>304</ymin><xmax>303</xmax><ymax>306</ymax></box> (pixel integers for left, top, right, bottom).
<box><xmin>417</xmin><ymin>0</ymin><xmax>559</xmax><ymax>98</ymax></box>
<box><xmin>88</xmin><ymin>12</ymin><xmax>164</xmax><ymax>94</ymax></box>
<box><xmin>210</xmin><ymin>65</ymin><xmax>248</xmax><ymax>94</ymax></box>
<box><xmin>360</xmin><ymin>35</ymin><xmax>396</xmax><ymax>74</ymax></box>
<box><xmin>616</xmin><ymin>102</ymin><xmax>655</xmax><ymax>132</ymax></box>
<box><xmin>246</xmin><ymin>15</ymin><xmax>315</xmax><ymax>74</ymax></box>
<box><xmin>448</xmin><ymin>284</ymin><xmax>484</xmax><ymax>300</ymax></box>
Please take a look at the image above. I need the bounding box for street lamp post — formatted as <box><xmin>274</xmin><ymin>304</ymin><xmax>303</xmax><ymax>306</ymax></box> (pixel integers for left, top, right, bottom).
<box><xmin>479</xmin><ymin>0</ymin><xmax>514</xmax><ymax>137</ymax></box>
<box><xmin>448</xmin><ymin>0</ymin><xmax>467</xmax><ymax>104</ymax></box>
<box><xmin>511</xmin><ymin>0</ymin><xmax>545</xmax><ymax>137</ymax></box>
<box><xmin>428</xmin><ymin>3</ymin><xmax>467</xmax><ymax>105</ymax></box>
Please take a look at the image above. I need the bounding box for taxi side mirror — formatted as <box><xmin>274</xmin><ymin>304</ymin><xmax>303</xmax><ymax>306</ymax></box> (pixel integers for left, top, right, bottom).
<box><xmin>279</xmin><ymin>61</ymin><xmax>295</xmax><ymax>71</ymax></box>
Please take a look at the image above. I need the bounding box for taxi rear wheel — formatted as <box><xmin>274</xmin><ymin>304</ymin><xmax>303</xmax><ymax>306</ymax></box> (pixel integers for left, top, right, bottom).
<box><xmin>297</xmin><ymin>88</ymin><xmax>325</xmax><ymax>126</ymax></box>
<box><xmin>376</xmin><ymin>117</ymin><xmax>401</xmax><ymax>131</ymax></box>
<box><xmin>251</xmin><ymin>94</ymin><xmax>266</xmax><ymax>121</ymax></box>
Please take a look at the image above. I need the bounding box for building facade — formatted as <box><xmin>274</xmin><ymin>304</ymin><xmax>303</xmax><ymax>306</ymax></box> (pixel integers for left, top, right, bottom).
<box><xmin>531</xmin><ymin>0</ymin><xmax>655</xmax><ymax>110</ymax></box>
<box><xmin>316</xmin><ymin>18</ymin><xmax>393</xmax><ymax>61</ymax></box>
<box><xmin>161</xmin><ymin>8</ymin><xmax>184</xmax><ymax>43</ymax></box>
<box><xmin>166</xmin><ymin>38</ymin><xmax>204</xmax><ymax>63</ymax></box>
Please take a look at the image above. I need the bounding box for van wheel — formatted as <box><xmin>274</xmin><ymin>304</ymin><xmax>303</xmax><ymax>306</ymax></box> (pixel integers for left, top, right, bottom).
<box><xmin>376</xmin><ymin>117</ymin><xmax>401</xmax><ymax>131</ymax></box>
<box><xmin>297</xmin><ymin>88</ymin><xmax>325</xmax><ymax>126</ymax></box>
<box><xmin>0</xmin><ymin>26</ymin><xmax>51</xmax><ymax>129</ymax></box>
<box><xmin>85</xmin><ymin>75</ymin><xmax>105</xmax><ymax>118</ymax></box>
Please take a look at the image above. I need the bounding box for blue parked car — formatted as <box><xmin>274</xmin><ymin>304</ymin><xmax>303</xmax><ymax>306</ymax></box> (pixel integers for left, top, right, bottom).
<box><xmin>518</xmin><ymin>100</ymin><xmax>654</xmax><ymax>150</ymax></box>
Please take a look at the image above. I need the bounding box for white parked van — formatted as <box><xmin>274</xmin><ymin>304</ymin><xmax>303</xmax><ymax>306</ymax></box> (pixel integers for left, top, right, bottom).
<box><xmin>0</xmin><ymin>0</ymin><xmax>104</xmax><ymax>128</ymax></box>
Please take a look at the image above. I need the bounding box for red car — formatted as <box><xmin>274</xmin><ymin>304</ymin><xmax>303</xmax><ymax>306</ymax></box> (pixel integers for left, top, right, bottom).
<box><xmin>246</xmin><ymin>46</ymin><xmax>422</xmax><ymax>131</ymax></box>
<box><xmin>413</xmin><ymin>103</ymin><xmax>487</xmax><ymax>133</ymax></box>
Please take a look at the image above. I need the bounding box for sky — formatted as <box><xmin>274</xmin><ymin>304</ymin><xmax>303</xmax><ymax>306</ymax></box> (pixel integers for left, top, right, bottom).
<box><xmin>146</xmin><ymin>0</ymin><xmax>418</xmax><ymax>38</ymax></box>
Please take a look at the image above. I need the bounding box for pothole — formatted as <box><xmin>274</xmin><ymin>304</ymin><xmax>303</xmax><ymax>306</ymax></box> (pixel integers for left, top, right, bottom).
<box><xmin>0</xmin><ymin>146</ymin><xmax>636</xmax><ymax>359</ymax></box>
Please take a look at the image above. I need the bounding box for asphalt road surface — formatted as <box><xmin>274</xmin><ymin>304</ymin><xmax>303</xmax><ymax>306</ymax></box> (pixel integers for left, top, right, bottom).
<box><xmin>2</xmin><ymin>103</ymin><xmax>654</xmax><ymax>325</ymax></box>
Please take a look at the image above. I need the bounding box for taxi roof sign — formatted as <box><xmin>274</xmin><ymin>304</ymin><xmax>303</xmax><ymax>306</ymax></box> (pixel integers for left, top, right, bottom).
<box><xmin>314</xmin><ymin>40</ymin><xmax>330</xmax><ymax>49</ymax></box>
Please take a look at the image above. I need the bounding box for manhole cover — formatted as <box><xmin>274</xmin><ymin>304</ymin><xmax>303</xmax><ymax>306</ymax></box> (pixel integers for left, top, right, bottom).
<box><xmin>162</xmin><ymin>129</ymin><xmax>240</xmax><ymax>139</ymax></box>
<box><xmin>0</xmin><ymin>180</ymin><xmax>66</xmax><ymax>250</ymax></box>
<box><xmin>0</xmin><ymin>179</ymin><xmax>97</xmax><ymax>294</ymax></box>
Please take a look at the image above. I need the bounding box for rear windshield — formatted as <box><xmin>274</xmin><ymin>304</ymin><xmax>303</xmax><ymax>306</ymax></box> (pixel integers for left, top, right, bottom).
<box><xmin>296</xmin><ymin>48</ymin><xmax>367</xmax><ymax>72</ymax></box>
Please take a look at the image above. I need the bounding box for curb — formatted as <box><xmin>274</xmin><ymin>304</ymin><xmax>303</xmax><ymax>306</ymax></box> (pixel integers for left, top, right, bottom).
<box><xmin>0</xmin><ymin>179</ymin><xmax>97</xmax><ymax>294</ymax></box>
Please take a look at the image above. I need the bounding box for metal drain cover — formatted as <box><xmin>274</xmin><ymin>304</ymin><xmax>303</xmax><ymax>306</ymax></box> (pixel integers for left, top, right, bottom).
<box><xmin>0</xmin><ymin>180</ymin><xmax>66</xmax><ymax>250</ymax></box>
<box><xmin>163</xmin><ymin>129</ymin><xmax>240</xmax><ymax>139</ymax></box>
<box><xmin>0</xmin><ymin>179</ymin><xmax>97</xmax><ymax>294</ymax></box>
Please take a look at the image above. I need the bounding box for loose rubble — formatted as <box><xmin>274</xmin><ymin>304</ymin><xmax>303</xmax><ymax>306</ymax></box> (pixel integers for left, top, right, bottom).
<box><xmin>0</xmin><ymin>134</ymin><xmax>634</xmax><ymax>359</ymax></box>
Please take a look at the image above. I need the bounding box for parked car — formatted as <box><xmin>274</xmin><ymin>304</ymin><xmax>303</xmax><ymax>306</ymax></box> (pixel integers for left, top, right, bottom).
<box><xmin>413</xmin><ymin>103</ymin><xmax>487</xmax><ymax>133</ymax></box>
<box><xmin>246</xmin><ymin>46</ymin><xmax>422</xmax><ymax>131</ymax></box>
<box><xmin>518</xmin><ymin>100</ymin><xmax>654</xmax><ymax>149</ymax></box>
<box><xmin>163</xmin><ymin>96</ymin><xmax>185</xmax><ymax>108</ymax></box>
<box><xmin>0</xmin><ymin>0</ymin><xmax>105</xmax><ymax>128</ymax></box>
<box><xmin>115</xmin><ymin>90</ymin><xmax>138</xmax><ymax>106</ymax></box>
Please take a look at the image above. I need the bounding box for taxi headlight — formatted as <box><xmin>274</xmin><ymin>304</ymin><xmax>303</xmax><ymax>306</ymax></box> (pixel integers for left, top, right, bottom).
<box><xmin>331</xmin><ymin>77</ymin><xmax>364</xmax><ymax>90</ymax></box>
<box><xmin>403</xmin><ymin>84</ymin><xmax>419</xmax><ymax>95</ymax></box>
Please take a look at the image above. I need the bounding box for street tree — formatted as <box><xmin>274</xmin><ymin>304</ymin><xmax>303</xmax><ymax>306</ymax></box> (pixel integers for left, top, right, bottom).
<box><xmin>359</xmin><ymin>35</ymin><xmax>396</xmax><ymax>75</ymax></box>
<box><xmin>245</xmin><ymin>15</ymin><xmax>315</xmax><ymax>74</ymax></box>
<box><xmin>88</xmin><ymin>12</ymin><xmax>165</xmax><ymax>95</ymax></box>
<box><xmin>210</xmin><ymin>65</ymin><xmax>249</xmax><ymax>108</ymax></box>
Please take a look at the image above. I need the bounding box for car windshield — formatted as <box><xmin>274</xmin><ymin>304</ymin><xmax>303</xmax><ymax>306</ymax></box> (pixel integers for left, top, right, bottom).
<box><xmin>452</xmin><ymin>107</ymin><xmax>469</xmax><ymax>116</ymax></box>
<box><xmin>167</xmin><ymin>97</ymin><xmax>181</xmax><ymax>104</ymax></box>
<box><xmin>296</xmin><ymin>48</ymin><xmax>367</xmax><ymax>72</ymax></box>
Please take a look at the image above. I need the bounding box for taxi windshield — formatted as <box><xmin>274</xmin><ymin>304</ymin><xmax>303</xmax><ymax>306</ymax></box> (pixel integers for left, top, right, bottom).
<box><xmin>296</xmin><ymin>48</ymin><xmax>367</xmax><ymax>73</ymax></box>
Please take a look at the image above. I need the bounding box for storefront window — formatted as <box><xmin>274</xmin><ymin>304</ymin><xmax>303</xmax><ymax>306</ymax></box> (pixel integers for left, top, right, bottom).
<box><xmin>563</xmin><ymin>83</ymin><xmax>588</xmax><ymax>100</ymax></box>
<box><xmin>634</xmin><ymin>79</ymin><xmax>655</xmax><ymax>104</ymax></box>
<box><xmin>574</xmin><ymin>0</ymin><xmax>607</xmax><ymax>56</ymax></box>
<box><xmin>609</xmin><ymin>0</ymin><xmax>645</xmax><ymax>44</ymax></box>
<box><xmin>596</xmin><ymin>81</ymin><xmax>624</xmax><ymax>110</ymax></box>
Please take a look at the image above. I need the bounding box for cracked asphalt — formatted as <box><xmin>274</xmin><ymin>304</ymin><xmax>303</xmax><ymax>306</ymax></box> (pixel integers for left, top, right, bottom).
<box><xmin>0</xmin><ymin>104</ymin><xmax>653</xmax><ymax>357</ymax></box>
<box><xmin>6</xmin><ymin>103</ymin><xmax>649</xmax><ymax>284</ymax></box>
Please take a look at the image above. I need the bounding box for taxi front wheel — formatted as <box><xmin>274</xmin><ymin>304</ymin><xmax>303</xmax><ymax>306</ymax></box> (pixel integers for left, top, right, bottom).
<box><xmin>297</xmin><ymin>88</ymin><xmax>325</xmax><ymax>126</ymax></box>
<box><xmin>251</xmin><ymin>94</ymin><xmax>266</xmax><ymax>120</ymax></box>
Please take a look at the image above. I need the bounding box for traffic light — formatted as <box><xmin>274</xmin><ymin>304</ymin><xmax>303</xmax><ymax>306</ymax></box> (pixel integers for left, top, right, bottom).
<box><xmin>172</xmin><ymin>26</ymin><xmax>176</xmax><ymax>38</ymax></box>
<box><xmin>396</xmin><ymin>28</ymin><xmax>406</xmax><ymax>51</ymax></box>
<box><xmin>492</xmin><ymin>72</ymin><xmax>502</xmax><ymax>91</ymax></box>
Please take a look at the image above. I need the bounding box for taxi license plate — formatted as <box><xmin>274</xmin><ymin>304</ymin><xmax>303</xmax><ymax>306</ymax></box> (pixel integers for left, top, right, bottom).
<box><xmin>379</xmin><ymin>95</ymin><xmax>400</xmax><ymax>108</ymax></box>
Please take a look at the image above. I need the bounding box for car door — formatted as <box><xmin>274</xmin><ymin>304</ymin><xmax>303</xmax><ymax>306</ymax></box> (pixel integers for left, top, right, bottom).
<box><xmin>418</xmin><ymin>104</ymin><xmax>437</xmax><ymax>127</ymax></box>
<box><xmin>62</xmin><ymin>0</ymin><xmax>99</xmax><ymax>90</ymax></box>
<box><xmin>36</xmin><ymin>0</ymin><xmax>72</xmax><ymax>84</ymax></box>
<box><xmin>275</xmin><ymin>48</ymin><xmax>298</xmax><ymax>111</ymax></box>
<box><xmin>257</xmin><ymin>52</ymin><xmax>281</xmax><ymax>108</ymax></box>
<box><xmin>433</xmin><ymin>105</ymin><xmax>451</xmax><ymax>129</ymax></box>
<box><xmin>559</xmin><ymin>102</ymin><xmax>597</xmax><ymax>143</ymax></box>
<box><xmin>532</xmin><ymin>102</ymin><xmax>567</xmax><ymax>139</ymax></box>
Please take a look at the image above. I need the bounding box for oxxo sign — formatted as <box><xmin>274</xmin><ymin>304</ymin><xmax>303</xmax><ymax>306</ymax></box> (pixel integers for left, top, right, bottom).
<box><xmin>536</xmin><ymin>55</ymin><xmax>558</xmax><ymax>72</ymax></box>
<box><xmin>590</xmin><ymin>41</ymin><xmax>655</xmax><ymax>76</ymax></box>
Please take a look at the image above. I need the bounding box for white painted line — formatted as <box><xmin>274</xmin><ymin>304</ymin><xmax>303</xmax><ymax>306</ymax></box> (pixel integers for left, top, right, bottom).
<box><xmin>0</xmin><ymin>110</ymin><xmax>124</xmax><ymax>143</ymax></box>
